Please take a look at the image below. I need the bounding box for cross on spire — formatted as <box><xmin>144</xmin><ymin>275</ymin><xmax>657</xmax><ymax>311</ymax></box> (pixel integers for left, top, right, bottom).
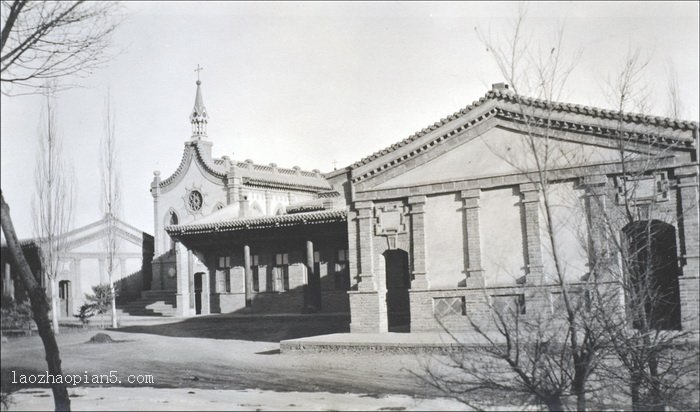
<box><xmin>332</xmin><ymin>160</ymin><xmax>338</xmax><ymax>170</ymax></box>
<box><xmin>194</xmin><ymin>64</ymin><xmax>204</xmax><ymax>83</ymax></box>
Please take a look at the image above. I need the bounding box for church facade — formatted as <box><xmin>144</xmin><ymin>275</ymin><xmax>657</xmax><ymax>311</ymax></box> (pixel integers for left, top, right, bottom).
<box><xmin>159</xmin><ymin>81</ymin><xmax>699</xmax><ymax>333</ymax></box>
<box><xmin>152</xmin><ymin>80</ymin><xmax>350</xmax><ymax>316</ymax></box>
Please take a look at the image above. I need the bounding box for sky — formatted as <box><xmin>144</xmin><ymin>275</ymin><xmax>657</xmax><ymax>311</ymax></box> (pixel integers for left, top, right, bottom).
<box><xmin>1</xmin><ymin>1</ymin><xmax>698</xmax><ymax>239</ymax></box>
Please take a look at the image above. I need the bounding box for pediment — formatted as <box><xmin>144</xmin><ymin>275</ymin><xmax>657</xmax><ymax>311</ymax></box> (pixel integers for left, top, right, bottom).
<box><xmin>351</xmin><ymin>91</ymin><xmax>695</xmax><ymax>191</ymax></box>
<box><xmin>371</xmin><ymin>125</ymin><xmax>648</xmax><ymax>190</ymax></box>
<box><xmin>68</xmin><ymin>235</ymin><xmax>144</xmax><ymax>254</ymax></box>
<box><xmin>61</xmin><ymin>219</ymin><xmax>150</xmax><ymax>252</ymax></box>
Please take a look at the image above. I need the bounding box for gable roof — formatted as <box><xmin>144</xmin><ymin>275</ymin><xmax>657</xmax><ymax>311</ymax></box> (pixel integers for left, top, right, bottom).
<box><xmin>2</xmin><ymin>215</ymin><xmax>153</xmax><ymax>252</ymax></box>
<box><xmin>348</xmin><ymin>86</ymin><xmax>698</xmax><ymax>184</ymax></box>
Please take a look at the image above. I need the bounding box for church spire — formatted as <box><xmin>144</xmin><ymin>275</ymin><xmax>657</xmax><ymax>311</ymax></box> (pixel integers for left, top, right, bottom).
<box><xmin>189</xmin><ymin>65</ymin><xmax>208</xmax><ymax>139</ymax></box>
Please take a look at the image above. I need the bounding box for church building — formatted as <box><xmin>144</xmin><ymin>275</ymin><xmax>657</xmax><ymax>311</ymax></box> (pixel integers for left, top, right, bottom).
<box><xmin>159</xmin><ymin>80</ymin><xmax>699</xmax><ymax>333</ymax></box>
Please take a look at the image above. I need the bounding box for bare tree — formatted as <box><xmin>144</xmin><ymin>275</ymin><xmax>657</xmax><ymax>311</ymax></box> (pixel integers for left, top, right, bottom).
<box><xmin>438</xmin><ymin>9</ymin><xmax>600</xmax><ymax>411</ymax></box>
<box><xmin>32</xmin><ymin>86</ymin><xmax>74</xmax><ymax>335</ymax></box>
<box><xmin>101</xmin><ymin>92</ymin><xmax>121</xmax><ymax>329</ymax></box>
<box><xmin>1</xmin><ymin>2</ymin><xmax>122</xmax><ymax>410</ymax></box>
<box><xmin>1</xmin><ymin>0</ymin><xmax>121</xmax><ymax>95</ymax></box>
<box><xmin>586</xmin><ymin>49</ymin><xmax>700</xmax><ymax>411</ymax></box>
<box><xmin>420</xmin><ymin>10</ymin><xmax>698</xmax><ymax>410</ymax></box>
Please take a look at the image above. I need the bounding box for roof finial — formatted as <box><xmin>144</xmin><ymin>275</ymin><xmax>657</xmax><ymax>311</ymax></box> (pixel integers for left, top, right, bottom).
<box><xmin>195</xmin><ymin>64</ymin><xmax>203</xmax><ymax>84</ymax></box>
<box><xmin>190</xmin><ymin>65</ymin><xmax>208</xmax><ymax>139</ymax></box>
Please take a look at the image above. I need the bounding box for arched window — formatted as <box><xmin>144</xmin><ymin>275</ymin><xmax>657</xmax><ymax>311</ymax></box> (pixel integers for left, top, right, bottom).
<box><xmin>169</xmin><ymin>210</ymin><xmax>179</xmax><ymax>251</ymax></box>
<box><xmin>622</xmin><ymin>220</ymin><xmax>681</xmax><ymax>330</ymax></box>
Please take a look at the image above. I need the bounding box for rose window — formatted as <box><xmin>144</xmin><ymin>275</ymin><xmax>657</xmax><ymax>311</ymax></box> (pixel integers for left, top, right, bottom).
<box><xmin>187</xmin><ymin>190</ymin><xmax>203</xmax><ymax>212</ymax></box>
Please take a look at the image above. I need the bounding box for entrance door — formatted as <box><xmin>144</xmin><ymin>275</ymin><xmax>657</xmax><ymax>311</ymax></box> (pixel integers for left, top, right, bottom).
<box><xmin>384</xmin><ymin>249</ymin><xmax>410</xmax><ymax>332</ymax></box>
<box><xmin>194</xmin><ymin>273</ymin><xmax>203</xmax><ymax>315</ymax></box>
<box><xmin>622</xmin><ymin>220</ymin><xmax>681</xmax><ymax>330</ymax></box>
<box><xmin>58</xmin><ymin>280</ymin><xmax>71</xmax><ymax>318</ymax></box>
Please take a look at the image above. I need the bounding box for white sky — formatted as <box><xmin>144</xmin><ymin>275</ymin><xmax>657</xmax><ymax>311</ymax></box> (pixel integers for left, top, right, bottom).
<box><xmin>1</xmin><ymin>1</ymin><xmax>698</xmax><ymax>239</ymax></box>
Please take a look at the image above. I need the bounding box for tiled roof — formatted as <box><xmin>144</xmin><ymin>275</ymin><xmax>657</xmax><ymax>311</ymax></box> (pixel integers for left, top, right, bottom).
<box><xmin>166</xmin><ymin>209</ymin><xmax>347</xmax><ymax>235</ymax></box>
<box><xmin>349</xmin><ymin>88</ymin><xmax>699</xmax><ymax>169</ymax></box>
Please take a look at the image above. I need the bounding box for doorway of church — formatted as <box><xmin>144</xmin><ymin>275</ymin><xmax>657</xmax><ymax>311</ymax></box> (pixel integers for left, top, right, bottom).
<box><xmin>384</xmin><ymin>249</ymin><xmax>411</xmax><ymax>332</ymax></box>
<box><xmin>58</xmin><ymin>280</ymin><xmax>71</xmax><ymax>318</ymax></box>
<box><xmin>194</xmin><ymin>273</ymin><xmax>204</xmax><ymax>315</ymax></box>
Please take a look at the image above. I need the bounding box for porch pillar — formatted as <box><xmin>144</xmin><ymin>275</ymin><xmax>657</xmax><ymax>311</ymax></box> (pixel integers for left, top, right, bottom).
<box><xmin>175</xmin><ymin>245</ymin><xmax>190</xmax><ymax>316</ymax></box>
<box><xmin>244</xmin><ymin>245</ymin><xmax>252</xmax><ymax>307</ymax></box>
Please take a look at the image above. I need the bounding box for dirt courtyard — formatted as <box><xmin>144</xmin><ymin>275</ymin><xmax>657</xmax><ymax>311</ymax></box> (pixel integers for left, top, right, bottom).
<box><xmin>0</xmin><ymin>315</ymin><xmax>487</xmax><ymax>411</ymax></box>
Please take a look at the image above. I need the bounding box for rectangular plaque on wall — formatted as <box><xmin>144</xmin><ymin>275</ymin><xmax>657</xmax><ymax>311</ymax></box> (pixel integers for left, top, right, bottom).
<box><xmin>615</xmin><ymin>172</ymin><xmax>669</xmax><ymax>205</ymax></box>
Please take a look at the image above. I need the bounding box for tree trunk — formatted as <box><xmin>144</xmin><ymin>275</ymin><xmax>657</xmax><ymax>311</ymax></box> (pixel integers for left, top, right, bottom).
<box><xmin>573</xmin><ymin>371</ymin><xmax>587</xmax><ymax>411</ymax></box>
<box><xmin>546</xmin><ymin>395</ymin><xmax>565</xmax><ymax>411</ymax></box>
<box><xmin>51</xmin><ymin>276</ymin><xmax>60</xmax><ymax>334</ymax></box>
<box><xmin>1</xmin><ymin>191</ymin><xmax>71</xmax><ymax>412</ymax></box>
<box><xmin>110</xmin><ymin>278</ymin><xmax>117</xmax><ymax>329</ymax></box>
<box><xmin>631</xmin><ymin>371</ymin><xmax>642</xmax><ymax>411</ymax></box>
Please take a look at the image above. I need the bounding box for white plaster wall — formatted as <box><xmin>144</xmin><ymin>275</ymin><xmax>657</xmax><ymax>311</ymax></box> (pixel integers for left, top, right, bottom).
<box><xmin>480</xmin><ymin>187</ymin><xmax>527</xmax><ymax>285</ymax></box>
<box><xmin>425</xmin><ymin>193</ymin><xmax>465</xmax><ymax>288</ymax></box>
<box><xmin>80</xmin><ymin>258</ymin><xmax>100</xmax><ymax>296</ymax></box>
<box><xmin>157</xmin><ymin>158</ymin><xmax>227</xmax><ymax>254</ymax></box>
<box><xmin>539</xmin><ymin>182</ymin><xmax>589</xmax><ymax>283</ymax></box>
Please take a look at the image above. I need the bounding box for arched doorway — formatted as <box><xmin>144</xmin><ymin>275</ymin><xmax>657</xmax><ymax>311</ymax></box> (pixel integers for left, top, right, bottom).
<box><xmin>194</xmin><ymin>272</ymin><xmax>204</xmax><ymax>315</ymax></box>
<box><xmin>384</xmin><ymin>249</ymin><xmax>411</xmax><ymax>332</ymax></box>
<box><xmin>58</xmin><ymin>280</ymin><xmax>71</xmax><ymax>318</ymax></box>
<box><xmin>622</xmin><ymin>220</ymin><xmax>681</xmax><ymax>330</ymax></box>
<box><xmin>168</xmin><ymin>211</ymin><xmax>179</xmax><ymax>251</ymax></box>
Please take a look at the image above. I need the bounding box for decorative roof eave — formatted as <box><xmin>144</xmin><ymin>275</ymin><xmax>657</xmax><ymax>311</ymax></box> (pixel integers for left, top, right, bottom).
<box><xmin>166</xmin><ymin>209</ymin><xmax>347</xmax><ymax>236</ymax></box>
<box><xmin>241</xmin><ymin>177</ymin><xmax>331</xmax><ymax>193</ymax></box>
<box><xmin>347</xmin><ymin>88</ymin><xmax>698</xmax><ymax>175</ymax></box>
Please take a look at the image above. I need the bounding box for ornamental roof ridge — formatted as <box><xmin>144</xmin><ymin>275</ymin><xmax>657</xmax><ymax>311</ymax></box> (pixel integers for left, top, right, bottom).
<box><xmin>233</xmin><ymin>159</ymin><xmax>322</xmax><ymax>177</ymax></box>
<box><xmin>159</xmin><ymin>141</ymin><xmax>227</xmax><ymax>189</ymax></box>
<box><xmin>166</xmin><ymin>209</ymin><xmax>347</xmax><ymax>235</ymax></box>
<box><xmin>192</xmin><ymin>140</ymin><xmax>226</xmax><ymax>177</ymax></box>
<box><xmin>348</xmin><ymin>87</ymin><xmax>699</xmax><ymax>170</ymax></box>
<box><xmin>158</xmin><ymin>144</ymin><xmax>193</xmax><ymax>188</ymax></box>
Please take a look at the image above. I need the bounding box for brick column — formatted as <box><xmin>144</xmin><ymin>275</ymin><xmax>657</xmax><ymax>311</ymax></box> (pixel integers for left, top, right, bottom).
<box><xmin>355</xmin><ymin>201</ymin><xmax>376</xmax><ymax>291</ymax></box>
<box><xmin>244</xmin><ymin>245</ymin><xmax>252</xmax><ymax>307</ymax></box>
<box><xmin>676</xmin><ymin>165</ymin><xmax>699</xmax><ymax>331</ymax></box>
<box><xmin>461</xmin><ymin>189</ymin><xmax>485</xmax><ymax>287</ymax></box>
<box><xmin>408</xmin><ymin>196</ymin><xmax>429</xmax><ymax>289</ymax></box>
<box><xmin>349</xmin><ymin>200</ymin><xmax>389</xmax><ymax>332</ymax></box>
<box><xmin>581</xmin><ymin>175</ymin><xmax>612</xmax><ymax>279</ymax></box>
<box><xmin>521</xmin><ymin>183</ymin><xmax>544</xmax><ymax>284</ymax></box>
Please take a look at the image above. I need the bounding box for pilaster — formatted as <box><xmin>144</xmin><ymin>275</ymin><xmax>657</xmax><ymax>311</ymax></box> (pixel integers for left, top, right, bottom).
<box><xmin>151</xmin><ymin>171</ymin><xmax>161</xmax><ymax>255</ymax></box>
<box><xmin>408</xmin><ymin>196</ymin><xmax>429</xmax><ymax>289</ymax></box>
<box><xmin>460</xmin><ymin>189</ymin><xmax>485</xmax><ymax>287</ymax></box>
<box><xmin>521</xmin><ymin>183</ymin><xmax>544</xmax><ymax>284</ymax></box>
<box><xmin>581</xmin><ymin>175</ymin><xmax>612</xmax><ymax>279</ymax></box>
<box><xmin>355</xmin><ymin>201</ymin><xmax>376</xmax><ymax>292</ymax></box>
<box><xmin>676</xmin><ymin>165</ymin><xmax>699</xmax><ymax>331</ymax></box>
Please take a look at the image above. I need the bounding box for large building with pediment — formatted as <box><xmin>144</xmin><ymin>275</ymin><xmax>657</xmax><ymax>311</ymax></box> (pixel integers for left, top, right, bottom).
<box><xmin>159</xmin><ymin>81</ymin><xmax>699</xmax><ymax>333</ymax></box>
<box><xmin>2</xmin><ymin>215</ymin><xmax>153</xmax><ymax>320</ymax></box>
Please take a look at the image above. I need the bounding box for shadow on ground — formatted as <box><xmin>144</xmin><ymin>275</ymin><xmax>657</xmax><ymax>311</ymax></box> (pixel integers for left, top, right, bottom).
<box><xmin>115</xmin><ymin>313</ymin><xmax>350</xmax><ymax>342</ymax></box>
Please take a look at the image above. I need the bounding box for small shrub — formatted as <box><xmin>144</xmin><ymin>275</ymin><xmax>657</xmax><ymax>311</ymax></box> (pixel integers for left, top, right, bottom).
<box><xmin>74</xmin><ymin>303</ymin><xmax>94</xmax><ymax>326</ymax></box>
<box><xmin>0</xmin><ymin>298</ymin><xmax>33</xmax><ymax>330</ymax></box>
